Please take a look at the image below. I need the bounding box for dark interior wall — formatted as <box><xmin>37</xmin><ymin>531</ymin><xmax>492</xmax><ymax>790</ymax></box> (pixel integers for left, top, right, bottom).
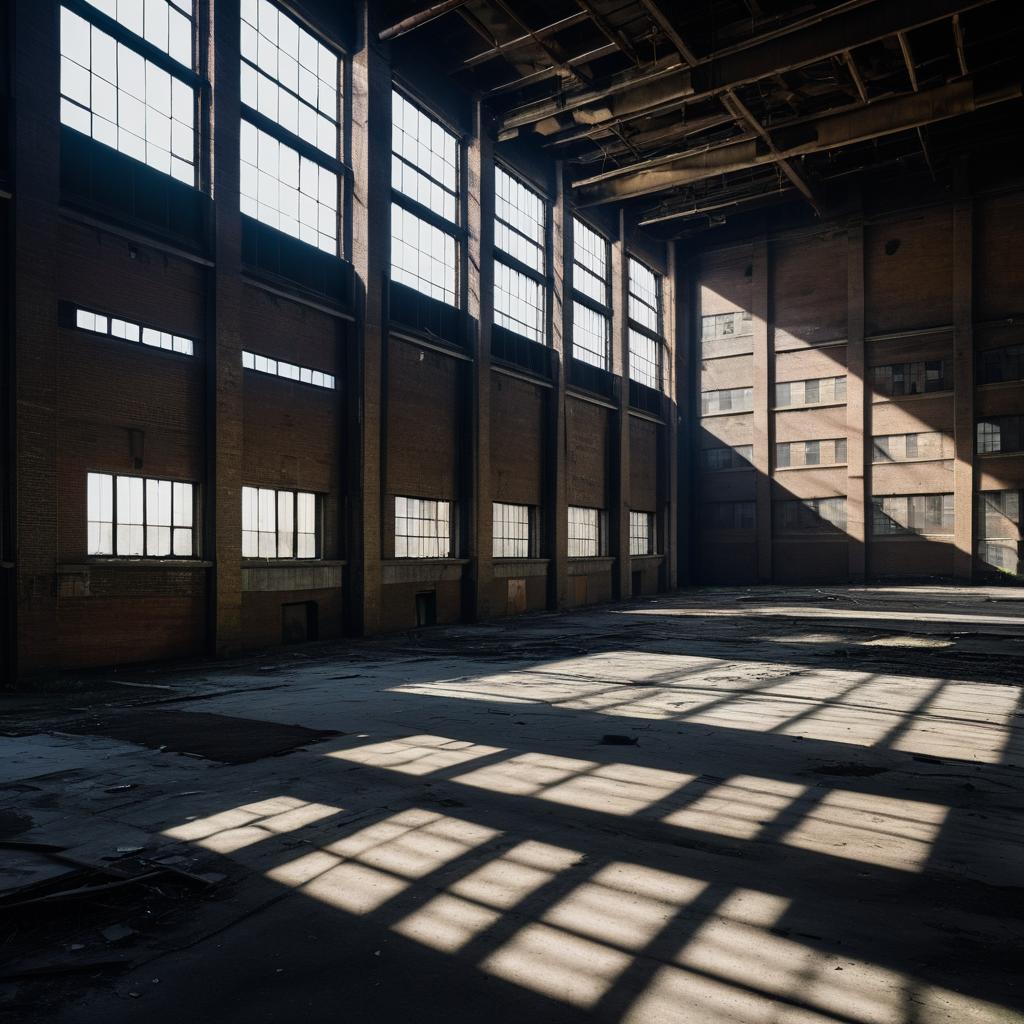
<box><xmin>55</xmin><ymin>222</ymin><xmax>208</xmax><ymax>667</ymax></box>
<box><xmin>490</xmin><ymin>373</ymin><xmax>545</xmax><ymax>507</ymax></box>
<box><xmin>629</xmin><ymin>416</ymin><xmax>657</xmax><ymax>511</ymax></box>
<box><xmin>566</xmin><ymin>397</ymin><xmax>609</xmax><ymax>509</ymax></box>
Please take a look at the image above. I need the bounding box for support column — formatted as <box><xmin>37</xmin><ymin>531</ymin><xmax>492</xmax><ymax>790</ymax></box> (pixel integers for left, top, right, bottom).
<box><xmin>663</xmin><ymin>240</ymin><xmax>680</xmax><ymax>591</ymax></box>
<box><xmin>846</xmin><ymin>220</ymin><xmax>867</xmax><ymax>582</ymax></box>
<box><xmin>751</xmin><ymin>237</ymin><xmax>773</xmax><ymax>582</ymax></box>
<box><xmin>952</xmin><ymin>195</ymin><xmax>975</xmax><ymax>580</ymax></box>
<box><xmin>467</xmin><ymin>100</ymin><xmax>495</xmax><ymax>618</ymax></box>
<box><xmin>349</xmin><ymin>3</ymin><xmax>391</xmax><ymax>634</ymax></box>
<box><xmin>13</xmin><ymin>0</ymin><xmax>61</xmax><ymax>671</ymax></box>
<box><xmin>549</xmin><ymin>164</ymin><xmax>569</xmax><ymax>609</ymax></box>
<box><xmin>611</xmin><ymin>211</ymin><xmax>630</xmax><ymax>600</ymax></box>
<box><xmin>209</xmin><ymin>0</ymin><xmax>244</xmax><ymax>657</ymax></box>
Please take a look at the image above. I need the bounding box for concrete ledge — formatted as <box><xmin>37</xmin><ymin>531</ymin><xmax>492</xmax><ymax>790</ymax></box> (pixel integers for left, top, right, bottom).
<box><xmin>494</xmin><ymin>559</ymin><xmax>550</xmax><ymax>579</ymax></box>
<box><xmin>60</xmin><ymin>561</ymin><xmax>214</xmax><ymax>571</ymax></box>
<box><xmin>630</xmin><ymin>554</ymin><xmax>664</xmax><ymax>565</ymax></box>
<box><xmin>242</xmin><ymin>561</ymin><xmax>344</xmax><ymax>593</ymax></box>
<box><xmin>568</xmin><ymin>557</ymin><xmax>615</xmax><ymax>577</ymax></box>
<box><xmin>382</xmin><ymin>559</ymin><xmax>469</xmax><ymax>585</ymax></box>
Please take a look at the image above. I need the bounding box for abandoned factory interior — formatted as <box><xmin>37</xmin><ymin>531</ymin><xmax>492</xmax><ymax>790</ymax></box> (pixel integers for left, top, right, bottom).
<box><xmin>1</xmin><ymin>0</ymin><xmax>1024</xmax><ymax>1022</ymax></box>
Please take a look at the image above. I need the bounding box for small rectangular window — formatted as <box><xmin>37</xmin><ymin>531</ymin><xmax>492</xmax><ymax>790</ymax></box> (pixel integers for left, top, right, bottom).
<box><xmin>776</xmin><ymin>443</ymin><xmax>791</xmax><ymax>469</ymax></box>
<box><xmin>88</xmin><ymin>472</ymin><xmax>194</xmax><ymax>557</ymax></box>
<box><xmin>834</xmin><ymin>438</ymin><xmax>847</xmax><ymax>464</ymax></box>
<box><xmin>493</xmin><ymin>502</ymin><xmax>534</xmax><ymax>559</ymax></box>
<box><xmin>74</xmin><ymin>306</ymin><xmax>194</xmax><ymax>356</ymax></box>
<box><xmin>629</xmin><ymin>511</ymin><xmax>654</xmax><ymax>556</ymax></box>
<box><xmin>804</xmin><ymin>440</ymin><xmax>820</xmax><ymax>466</ymax></box>
<box><xmin>395</xmin><ymin>496</ymin><xmax>452</xmax><ymax>558</ymax></box>
<box><xmin>242</xmin><ymin>350</ymin><xmax>335</xmax><ymax>389</ymax></box>
<box><xmin>568</xmin><ymin>506</ymin><xmax>604</xmax><ymax>557</ymax></box>
<box><xmin>627</xmin><ymin>258</ymin><xmax>663</xmax><ymax>389</ymax></box>
<box><xmin>242</xmin><ymin>485</ymin><xmax>319</xmax><ymax>559</ymax></box>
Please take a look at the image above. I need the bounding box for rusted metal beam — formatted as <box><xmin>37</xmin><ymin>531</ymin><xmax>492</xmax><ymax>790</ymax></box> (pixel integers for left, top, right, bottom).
<box><xmin>572</xmin><ymin>78</ymin><xmax>1019</xmax><ymax>205</ymax></box>
<box><xmin>500</xmin><ymin>0</ymin><xmax>996</xmax><ymax>133</ymax></box>
<box><xmin>843</xmin><ymin>49</ymin><xmax>869</xmax><ymax>103</ymax></box>
<box><xmin>897</xmin><ymin>31</ymin><xmax>919</xmax><ymax>91</ymax></box>
<box><xmin>378</xmin><ymin>0</ymin><xmax>469</xmax><ymax>42</ymax></box>
<box><xmin>486</xmin><ymin>43</ymin><xmax>618</xmax><ymax>96</ymax></box>
<box><xmin>952</xmin><ymin>14</ymin><xmax>969</xmax><ymax>76</ymax></box>
<box><xmin>721</xmin><ymin>89</ymin><xmax>819</xmax><ymax>213</ymax></box>
<box><xmin>575</xmin><ymin>0</ymin><xmax>641</xmax><ymax>64</ymax></box>
<box><xmin>462</xmin><ymin>12</ymin><xmax>590</xmax><ymax>68</ymax></box>
<box><xmin>640</xmin><ymin>185</ymin><xmax>795</xmax><ymax>226</ymax></box>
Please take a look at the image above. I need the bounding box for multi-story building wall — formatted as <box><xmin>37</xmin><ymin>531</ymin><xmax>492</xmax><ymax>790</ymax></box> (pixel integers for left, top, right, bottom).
<box><xmin>687</xmin><ymin>192</ymin><xmax>1024</xmax><ymax>584</ymax></box>
<box><xmin>3</xmin><ymin>0</ymin><xmax>677</xmax><ymax>678</ymax></box>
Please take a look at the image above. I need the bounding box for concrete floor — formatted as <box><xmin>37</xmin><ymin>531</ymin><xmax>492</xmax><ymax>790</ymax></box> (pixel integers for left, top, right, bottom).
<box><xmin>3</xmin><ymin>585</ymin><xmax>1024</xmax><ymax>1023</ymax></box>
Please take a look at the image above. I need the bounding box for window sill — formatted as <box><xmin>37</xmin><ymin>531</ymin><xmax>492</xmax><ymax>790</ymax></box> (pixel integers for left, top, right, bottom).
<box><xmin>775</xmin><ymin>463</ymin><xmax>848</xmax><ymax>473</ymax></box>
<box><xmin>977</xmin><ymin>450</ymin><xmax>1024</xmax><ymax>459</ymax></box>
<box><xmin>382</xmin><ymin>558</ymin><xmax>468</xmax><ymax>585</ymax></box>
<box><xmin>773</xmin><ymin>401</ymin><xmax>846</xmax><ymax>412</ymax></box>
<box><xmin>61</xmin><ymin>560</ymin><xmax>212</xmax><ymax>571</ymax></box>
<box><xmin>872</xmin><ymin>533</ymin><xmax>953</xmax><ymax>541</ymax></box>
<box><xmin>568</xmin><ymin>556</ymin><xmax>614</xmax><ymax>575</ymax></box>
<box><xmin>494</xmin><ymin>558</ymin><xmax>550</xmax><ymax>579</ymax></box>
<box><xmin>241</xmin><ymin>559</ymin><xmax>344</xmax><ymax>567</ymax></box>
<box><xmin>872</xmin><ymin>457</ymin><xmax>952</xmax><ymax>466</ymax></box>
<box><xmin>630</xmin><ymin>553</ymin><xmax>663</xmax><ymax>562</ymax></box>
<box><xmin>701</xmin><ymin>465</ymin><xmax>755</xmax><ymax>475</ymax></box>
<box><xmin>700</xmin><ymin>408</ymin><xmax>754</xmax><ymax>419</ymax></box>
<box><xmin>871</xmin><ymin>390</ymin><xmax>953</xmax><ymax>404</ymax></box>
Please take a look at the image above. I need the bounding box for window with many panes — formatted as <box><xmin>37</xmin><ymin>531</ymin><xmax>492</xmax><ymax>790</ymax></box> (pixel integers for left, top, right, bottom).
<box><xmin>571</xmin><ymin>218</ymin><xmax>610</xmax><ymax>370</ymax></box>
<box><xmin>701</xmin><ymin>446</ymin><xmax>753</xmax><ymax>472</ymax></box>
<box><xmin>977</xmin><ymin>416</ymin><xmax>1023</xmax><ymax>455</ymax></box>
<box><xmin>395</xmin><ymin>497</ymin><xmax>452</xmax><ymax>558</ymax></box>
<box><xmin>88</xmin><ymin>472</ymin><xmax>194</xmax><ymax>557</ymax></box>
<box><xmin>701</xmin><ymin>311</ymin><xmax>753</xmax><ymax>343</ymax></box>
<box><xmin>494</xmin><ymin>167</ymin><xmax>546</xmax><ymax>343</ymax></box>
<box><xmin>977</xmin><ymin>490</ymin><xmax>1021</xmax><ymax>576</ymax></box>
<box><xmin>391</xmin><ymin>90</ymin><xmax>459</xmax><ymax>306</ymax></box>
<box><xmin>701</xmin><ymin>387</ymin><xmax>753</xmax><ymax>416</ymax></box>
<box><xmin>242</xmin><ymin>486</ymin><xmax>318</xmax><ymax>558</ymax></box>
<box><xmin>629</xmin><ymin>511</ymin><xmax>655</xmax><ymax>556</ymax></box>
<box><xmin>776</xmin><ymin>438</ymin><xmax>846</xmax><ymax>469</ymax></box>
<box><xmin>872</xmin><ymin>361</ymin><xmax>947</xmax><ymax>397</ymax></box>
<box><xmin>775</xmin><ymin>376</ymin><xmax>846</xmax><ymax>408</ymax></box>
<box><xmin>627</xmin><ymin>258</ymin><xmax>663</xmax><ymax>390</ymax></box>
<box><xmin>568</xmin><ymin>506</ymin><xmax>605</xmax><ymax>557</ymax></box>
<box><xmin>872</xmin><ymin>431</ymin><xmax>945</xmax><ymax>462</ymax></box>
<box><xmin>978</xmin><ymin>344</ymin><xmax>1024</xmax><ymax>385</ymax></box>
<box><xmin>872</xmin><ymin>494</ymin><xmax>953</xmax><ymax>535</ymax></box>
<box><xmin>240</xmin><ymin>0</ymin><xmax>341</xmax><ymax>254</ymax></box>
<box><xmin>60</xmin><ymin>3</ymin><xmax>197</xmax><ymax>185</ymax></box>
<box><xmin>242</xmin><ymin>350</ymin><xmax>335</xmax><ymax>389</ymax></box>
<box><xmin>75</xmin><ymin>307</ymin><xmax>195</xmax><ymax>357</ymax></box>
<box><xmin>774</xmin><ymin>497</ymin><xmax>846</xmax><ymax>533</ymax></box>
<box><xmin>704</xmin><ymin>502</ymin><xmax>755</xmax><ymax>530</ymax></box>
<box><xmin>493</xmin><ymin>503</ymin><xmax>537</xmax><ymax>559</ymax></box>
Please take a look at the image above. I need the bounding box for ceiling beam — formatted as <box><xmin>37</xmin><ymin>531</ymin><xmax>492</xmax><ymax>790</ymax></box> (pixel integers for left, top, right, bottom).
<box><xmin>843</xmin><ymin>49</ymin><xmax>869</xmax><ymax>103</ymax></box>
<box><xmin>462</xmin><ymin>12</ymin><xmax>590</xmax><ymax>68</ymax></box>
<box><xmin>639</xmin><ymin>185</ymin><xmax>796</xmax><ymax>226</ymax></box>
<box><xmin>575</xmin><ymin>0</ymin><xmax>641</xmax><ymax>64</ymax></box>
<box><xmin>952</xmin><ymin>14</ymin><xmax>969</xmax><ymax>76</ymax></box>
<box><xmin>499</xmin><ymin>0</ymin><xmax>996</xmax><ymax>133</ymax></box>
<box><xmin>378</xmin><ymin>0</ymin><xmax>468</xmax><ymax>42</ymax></box>
<box><xmin>572</xmin><ymin>78</ymin><xmax>1019</xmax><ymax>205</ymax></box>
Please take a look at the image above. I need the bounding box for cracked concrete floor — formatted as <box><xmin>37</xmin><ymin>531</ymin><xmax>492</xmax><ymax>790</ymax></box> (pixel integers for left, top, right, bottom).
<box><xmin>2</xmin><ymin>585</ymin><xmax>1023</xmax><ymax>1023</ymax></box>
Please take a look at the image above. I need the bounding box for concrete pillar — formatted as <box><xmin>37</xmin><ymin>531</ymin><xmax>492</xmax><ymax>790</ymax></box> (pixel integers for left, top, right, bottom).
<box><xmin>467</xmin><ymin>100</ymin><xmax>495</xmax><ymax>618</ymax></box>
<box><xmin>611</xmin><ymin>211</ymin><xmax>630</xmax><ymax>599</ymax></box>
<box><xmin>752</xmin><ymin>237</ymin><xmax>773</xmax><ymax>582</ymax></box>
<box><xmin>349</xmin><ymin>2</ymin><xmax>391</xmax><ymax>633</ymax></box>
<box><xmin>13</xmin><ymin>0</ymin><xmax>61</xmax><ymax>671</ymax></box>
<box><xmin>846</xmin><ymin>220</ymin><xmax>867</xmax><ymax>582</ymax></box>
<box><xmin>952</xmin><ymin>196</ymin><xmax>975</xmax><ymax>580</ymax></box>
<box><xmin>549</xmin><ymin>164</ymin><xmax>569</xmax><ymax>609</ymax></box>
<box><xmin>209</xmin><ymin>0</ymin><xmax>244</xmax><ymax>657</ymax></box>
<box><xmin>664</xmin><ymin>241</ymin><xmax>680</xmax><ymax>591</ymax></box>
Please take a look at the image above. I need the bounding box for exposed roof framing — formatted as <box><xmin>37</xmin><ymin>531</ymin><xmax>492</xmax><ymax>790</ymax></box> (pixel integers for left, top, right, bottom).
<box><xmin>379</xmin><ymin>0</ymin><xmax>1024</xmax><ymax>232</ymax></box>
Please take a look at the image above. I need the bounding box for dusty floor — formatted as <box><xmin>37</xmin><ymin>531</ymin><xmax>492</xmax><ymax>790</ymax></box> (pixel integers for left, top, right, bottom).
<box><xmin>2</xmin><ymin>585</ymin><xmax>1023</xmax><ymax>1023</ymax></box>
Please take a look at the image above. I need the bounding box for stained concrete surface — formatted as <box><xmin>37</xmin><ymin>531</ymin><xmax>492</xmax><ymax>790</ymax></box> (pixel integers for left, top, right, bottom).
<box><xmin>2</xmin><ymin>586</ymin><xmax>1023</xmax><ymax>1023</ymax></box>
